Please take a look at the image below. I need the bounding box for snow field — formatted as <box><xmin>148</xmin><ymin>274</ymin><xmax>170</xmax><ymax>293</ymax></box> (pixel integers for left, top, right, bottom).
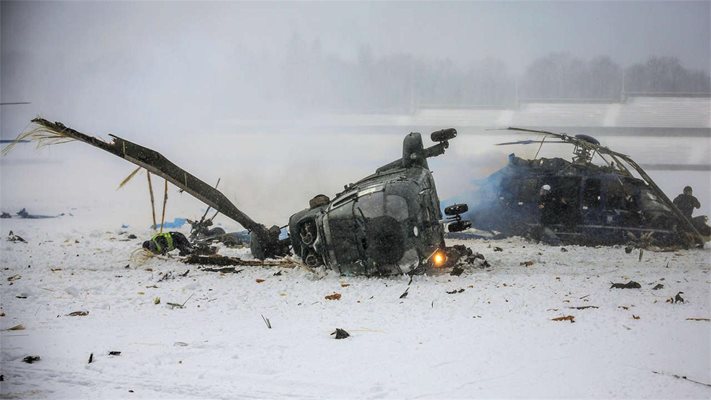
<box><xmin>1</xmin><ymin>216</ymin><xmax>710</xmax><ymax>399</ymax></box>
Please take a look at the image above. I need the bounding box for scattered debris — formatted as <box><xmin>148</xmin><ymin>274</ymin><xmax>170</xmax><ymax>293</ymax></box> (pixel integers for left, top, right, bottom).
<box><xmin>22</xmin><ymin>355</ymin><xmax>40</xmax><ymax>364</ymax></box>
<box><xmin>108</xmin><ymin>351</ymin><xmax>121</xmax><ymax>356</ymax></box>
<box><xmin>7</xmin><ymin>274</ymin><xmax>21</xmax><ymax>282</ymax></box>
<box><xmin>158</xmin><ymin>271</ymin><xmax>175</xmax><ymax>282</ymax></box>
<box><xmin>88</xmin><ymin>353</ymin><xmax>93</xmax><ymax>364</ymax></box>
<box><xmin>273</xmin><ymin>270</ymin><xmax>283</xmax><ymax>276</ymax></box>
<box><xmin>261</xmin><ymin>314</ymin><xmax>272</xmax><ymax>329</ymax></box>
<box><xmin>651</xmin><ymin>370</ymin><xmax>711</xmax><ymax>388</ymax></box>
<box><xmin>674</xmin><ymin>292</ymin><xmax>685</xmax><ymax>303</ymax></box>
<box><xmin>7</xmin><ymin>231</ymin><xmax>27</xmax><ymax>243</ymax></box>
<box><xmin>325</xmin><ymin>293</ymin><xmax>342</xmax><ymax>301</ymax></box>
<box><xmin>686</xmin><ymin>318</ymin><xmax>710</xmax><ymax>322</ymax></box>
<box><xmin>493</xmin><ymin>247</ymin><xmax>503</xmax><ymax>252</ymax></box>
<box><xmin>652</xmin><ymin>283</ymin><xmax>664</xmax><ymax>290</ymax></box>
<box><xmin>200</xmin><ymin>267</ymin><xmax>243</xmax><ymax>274</ymax></box>
<box><xmin>520</xmin><ymin>261</ymin><xmax>534</xmax><ymax>267</ymax></box>
<box><xmin>340</xmin><ymin>283</ymin><xmax>350</xmax><ymax>288</ymax></box>
<box><xmin>450</xmin><ymin>266</ymin><xmax>464</xmax><ymax>276</ymax></box>
<box><xmin>551</xmin><ymin>315</ymin><xmax>575</xmax><ymax>323</ymax></box>
<box><xmin>632</xmin><ymin>315</ymin><xmax>640</xmax><ymax>320</ymax></box>
<box><xmin>166</xmin><ymin>294</ymin><xmax>194</xmax><ymax>309</ymax></box>
<box><xmin>17</xmin><ymin>208</ymin><xmax>62</xmax><ymax>219</ymax></box>
<box><xmin>625</xmin><ymin>246</ymin><xmax>633</xmax><ymax>254</ymax></box>
<box><xmin>445</xmin><ymin>245</ymin><xmax>488</xmax><ymax>268</ymax></box>
<box><xmin>67</xmin><ymin>311</ymin><xmax>89</xmax><ymax>317</ymax></box>
<box><xmin>6</xmin><ymin>324</ymin><xmax>25</xmax><ymax>331</ymax></box>
<box><xmin>610</xmin><ymin>281</ymin><xmax>641</xmax><ymax>289</ymax></box>
<box><xmin>560</xmin><ymin>247</ymin><xmax>568</xmax><ymax>252</ymax></box>
<box><xmin>331</xmin><ymin>328</ymin><xmax>350</xmax><ymax>339</ymax></box>
<box><xmin>0</xmin><ymin>212</ymin><xmax>10</xmax><ymax>218</ymax></box>
<box><xmin>15</xmin><ymin>295</ymin><xmax>27</xmax><ymax>299</ymax></box>
<box><xmin>446</xmin><ymin>289</ymin><xmax>465</xmax><ymax>294</ymax></box>
<box><xmin>192</xmin><ymin>242</ymin><xmax>219</xmax><ymax>256</ymax></box>
<box><xmin>153</xmin><ymin>297</ymin><xmax>161</xmax><ymax>305</ymax></box>
<box><xmin>180</xmin><ymin>269</ymin><xmax>190</xmax><ymax>277</ymax></box>
<box><xmin>256</xmin><ymin>279</ymin><xmax>265</xmax><ymax>283</ymax></box>
<box><xmin>183</xmin><ymin>254</ymin><xmax>294</xmax><ymax>267</ymax></box>
<box><xmin>399</xmin><ymin>288</ymin><xmax>409</xmax><ymax>299</ymax></box>
<box><xmin>569</xmin><ymin>306</ymin><xmax>598</xmax><ymax>310</ymax></box>
<box><xmin>127</xmin><ymin>234</ymin><xmax>137</xmax><ymax>239</ymax></box>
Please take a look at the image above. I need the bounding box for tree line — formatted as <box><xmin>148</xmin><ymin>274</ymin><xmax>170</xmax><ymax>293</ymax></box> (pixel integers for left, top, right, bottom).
<box><xmin>278</xmin><ymin>37</ymin><xmax>710</xmax><ymax>113</ymax></box>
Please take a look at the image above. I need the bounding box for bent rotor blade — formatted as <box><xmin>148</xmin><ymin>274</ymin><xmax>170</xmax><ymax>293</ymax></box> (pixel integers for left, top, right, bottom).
<box><xmin>28</xmin><ymin>118</ymin><xmax>263</xmax><ymax>233</ymax></box>
<box><xmin>495</xmin><ymin>139</ymin><xmax>566</xmax><ymax>146</ymax></box>
<box><xmin>506</xmin><ymin>127</ymin><xmax>569</xmax><ymax>139</ymax></box>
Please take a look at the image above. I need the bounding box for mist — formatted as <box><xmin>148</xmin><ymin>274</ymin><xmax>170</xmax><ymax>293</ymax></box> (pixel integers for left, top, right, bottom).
<box><xmin>1</xmin><ymin>1</ymin><xmax>709</xmax><ymax>229</ymax></box>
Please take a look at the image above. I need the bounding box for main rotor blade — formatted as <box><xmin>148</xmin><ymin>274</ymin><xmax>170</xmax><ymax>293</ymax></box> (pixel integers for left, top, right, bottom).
<box><xmin>27</xmin><ymin>118</ymin><xmax>263</xmax><ymax>232</ymax></box>
<box><xmin>495</xmin><ymin>139</ymin><xmax>566</xmax><ymax>146</ymax></box>
<box><xmin>506</xmin><ymin>127</ymin><xmax>569</xmax><ymax>140</ymax></box>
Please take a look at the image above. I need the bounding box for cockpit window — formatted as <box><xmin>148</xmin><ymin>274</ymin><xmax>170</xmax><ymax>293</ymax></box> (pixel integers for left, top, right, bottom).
<box><xmin>357</xmin><ymin>192</ymin><xmax>409</xmax><ymax>221</ymax></box>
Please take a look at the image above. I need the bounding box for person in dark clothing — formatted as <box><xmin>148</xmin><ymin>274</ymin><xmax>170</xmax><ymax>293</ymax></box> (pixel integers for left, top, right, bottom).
<box><xmin>672</xmin><ymin>186</ymin><xmax>701</xmax><ymax>219</ymax></box>
<box><xmin>142</xmin><ymin>232</ymin><xmax>193</xmax><ymax>256</ymax></box>
<box><xmin>539</xmin><ymin>184</ymin><xmax>558</xmax><ymax>225</ymax></box>
<box><xmin>536</xmin><ymin>184</ymin><xmax>562</xmax><ymax>245</ymax></box>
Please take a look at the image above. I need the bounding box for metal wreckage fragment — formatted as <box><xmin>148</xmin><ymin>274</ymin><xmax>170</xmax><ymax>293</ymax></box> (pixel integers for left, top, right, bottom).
<box><xmin>11</xmin><ymin>118</ymin><xmax>473</xmax><ymax>275</ymax></box>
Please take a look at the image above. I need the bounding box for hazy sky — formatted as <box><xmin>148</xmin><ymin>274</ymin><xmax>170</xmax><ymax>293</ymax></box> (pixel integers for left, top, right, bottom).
<box><xmin>1</xmin><ymin>1</ymin><xmax>710</xmax><ymax>226</ymax></box>
<box><xmin>2</xmin><ymin>1</ymin><xmax>710</xmax><ymax>138</ymax></box>
<box><xmin>4</xmin><ymin>1</ymin><xmax>709</xmax><ymax>68</ymax></box>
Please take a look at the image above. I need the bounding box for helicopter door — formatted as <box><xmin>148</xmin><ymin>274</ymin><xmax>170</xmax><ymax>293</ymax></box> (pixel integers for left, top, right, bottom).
<box><xmin>602</xmin><ymin>178</ymin><xmax>640</xmax><ymax>227</ymax></box>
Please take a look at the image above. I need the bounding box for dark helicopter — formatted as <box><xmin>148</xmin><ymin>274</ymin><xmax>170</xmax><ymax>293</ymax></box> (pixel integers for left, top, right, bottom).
<box><xmin>9</xmin><ymin>118</ymin><xmax>470</xmax><ymax>275</ymax></box>
<box><xmin>455</xmin><ymin>127</ymin><xmax>707</xmax><ymax>248</ymax></box>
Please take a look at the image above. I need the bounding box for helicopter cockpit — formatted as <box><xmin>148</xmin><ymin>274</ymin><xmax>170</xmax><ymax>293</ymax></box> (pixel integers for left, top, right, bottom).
<box><xmin>288</xmin><ymin>129</ymin><xmax>461</xmax><ymax>275</ymax></box>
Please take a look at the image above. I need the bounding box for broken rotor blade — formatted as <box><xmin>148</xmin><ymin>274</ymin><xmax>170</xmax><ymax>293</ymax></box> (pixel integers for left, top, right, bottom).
<box><xmin>27</xmin><ymin>118</ymin><xmax>263</xmax><ymax>233</ymax></box>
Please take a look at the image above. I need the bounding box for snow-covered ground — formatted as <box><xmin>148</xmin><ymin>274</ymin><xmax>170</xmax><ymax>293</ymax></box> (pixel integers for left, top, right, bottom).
<box><xmin>1</xmin><ymin>210</ymin><xmax>709</xmax><ymax>399</ymax></box>
<box><xmin>1</xmin><ymin>123</ymin><xmax>710</xmax><ymax>398</ymax></box>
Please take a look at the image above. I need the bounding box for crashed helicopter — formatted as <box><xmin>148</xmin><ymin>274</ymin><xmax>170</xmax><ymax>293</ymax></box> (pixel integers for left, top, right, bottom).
<box><xmin>457</xmin><ymin>127</ymin><xmax>708</xmax><ymax>248</ymax></box>
<box><xmin>6</xmin><ymin>118</ymin><xmax>470</xmax><ymax>275</ymax></box>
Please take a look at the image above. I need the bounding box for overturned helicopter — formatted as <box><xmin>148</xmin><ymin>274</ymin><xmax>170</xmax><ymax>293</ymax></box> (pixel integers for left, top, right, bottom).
<box><xmin>458</xmin><ymin>127</ymin><xmax>707</xmax><ymax>248</ymax></box>
<box><xmin>10</xmin><ymin>119</ymin><xmax>469</xmax><ymax>275</ymax></box>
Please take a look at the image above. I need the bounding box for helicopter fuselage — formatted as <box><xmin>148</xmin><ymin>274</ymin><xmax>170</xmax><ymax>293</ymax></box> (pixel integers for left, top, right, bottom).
<box><xmin>465</xmin><ymin>154</ymin><xmax>698</xmax><ymax>246</ymax></box>
<box><xmin>289</xmin><ymin>165</ymin><xmax>445</xmax><ymax>275</ymax></box>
